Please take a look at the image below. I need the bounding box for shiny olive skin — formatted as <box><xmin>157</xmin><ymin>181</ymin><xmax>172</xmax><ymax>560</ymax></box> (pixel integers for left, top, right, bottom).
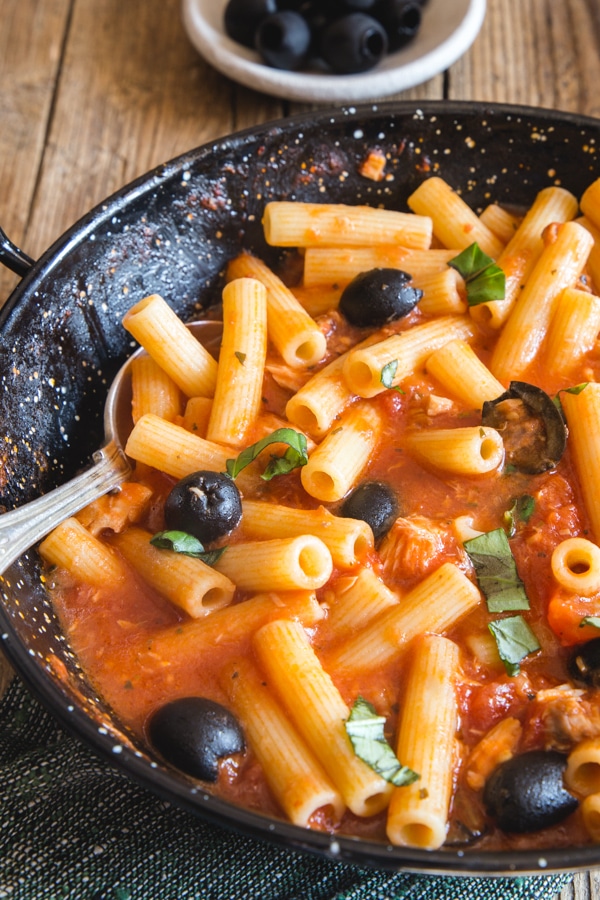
<box><xmin>339</xmin><ymin>267</ymin><xmax>422</xmax><ymax>327</ymax></box>
<box><xmin>256</xmin><ymin>11</ymin><xmax>312</xmax><ymax>70</ymax></box>
<box><xmin>483</xmin><ymin>750</ymin><xmax>578</xmax><ymax>834</ymax></box>
<box><xmin>372</xmin><ymin>0</ymin><xmax>422</xmax><ymax>51</ymax></box>
<box><xmin>568</xmin><ymin>637</ymin><xmax>600</xmax><ymax>687</ymax></box>
<box><xmin>148</xmin><ymin>697</ymin><xmax>245</xmax><ymax>783</ymax></box>
<box><xmin>319</xmin><ymin>13</ymin><xmax>388</xmax><ymax>74</ymax></box>
<box><xmin>339</xmin><ymin>480</ymin><xmax>399</xmax><ymax>541</ymax></box>
<box><xmin>224</xmin><ymin>0</ymin><xmax>278</xmax><ymax>48</ymax></box>
<box><xmin>164</xmin><ymin>470</ymin><xmax>242</xmax><ymax>545</ymax></box>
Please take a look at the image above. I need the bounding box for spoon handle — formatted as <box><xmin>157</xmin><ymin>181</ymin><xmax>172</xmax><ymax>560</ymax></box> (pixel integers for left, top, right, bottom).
<box><xmin>0</xmin><ymin>442</ymin><xmax>131</xmax><ymax>575</ymax></box>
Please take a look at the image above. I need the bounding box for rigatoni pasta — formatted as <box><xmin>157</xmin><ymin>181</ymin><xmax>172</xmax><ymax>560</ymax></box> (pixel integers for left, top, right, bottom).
<box><xmin>41</xmin><ymin>173</ymin><xmax>600</xmax><ymax>857</ymax></box>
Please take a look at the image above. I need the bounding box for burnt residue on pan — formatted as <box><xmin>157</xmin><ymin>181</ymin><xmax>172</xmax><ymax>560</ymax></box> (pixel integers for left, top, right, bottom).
<box><xmin>3</xmin><ymin>102</ymin><xmax>600</xmax><ymax>874</ymax></box>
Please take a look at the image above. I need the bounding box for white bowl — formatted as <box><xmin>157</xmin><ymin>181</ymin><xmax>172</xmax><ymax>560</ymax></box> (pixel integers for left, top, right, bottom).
<box><xmin>181</xmin><ymin>0</ymin><xmax>487</xmax><ymax>104</ymax></box>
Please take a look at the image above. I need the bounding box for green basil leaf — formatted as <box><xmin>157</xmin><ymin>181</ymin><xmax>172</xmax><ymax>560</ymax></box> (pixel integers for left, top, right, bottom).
<box><xmin>345</xmin><ymin>697</ymin><xmax>419</xmax><ymax>787</ymax></box>
<box><xmin>448</xmin><ymin>242</ymin><xmax>505</xmax><ymax>306</ymax></box>
<box><xmin>464</xmin><ymin>527</ymin><xmax>530</xmax><ymax>612</ymax></box>
<box><xmin>581</xmin><ymin>616</ymin><xmax>600</xmax><ymax>630</ymax></box>
<box><xmin>150</xmin><ymin>530</ymin><xmax>226</xmax><ymax>565</ymax></box>
<box><xmin>234</xmin><ymin>351</ymin><xmax>246</xmax><ymax>365</ymax></box>
<box><xmin>226</xmin><ymin>428</ymin><xmax>308</xmax><ymax>481</ymax></box>
<box><xmin>488</xmin><ymin>615</ymin><xmax>540</xmax><ymax>676</ymax></box>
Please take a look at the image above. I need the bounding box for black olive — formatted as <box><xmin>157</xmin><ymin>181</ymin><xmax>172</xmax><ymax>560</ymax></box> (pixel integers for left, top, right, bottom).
<box><xmin>339</xmin><ymin>267</ymin><xmax>422</xmax><ymax>327</ymax></box>
<box><xmin>223</xmin><ymin>0</ymin><xmax>278</xmax><ymax>48</ymax></box>
<box><xmin>568</xmin><ymin>637</ymin><xmax>600</xmax><ymax>687</ymax></box>
<box><xmin>339</xmin><ymin>480</ymin><xmax>399</xmax><ymax>541</ymax></box>
<box><xmin>164</xmin><ymin>470</ymin><xmax>242</xmax><ymax>545</ymax></box>
<box><xmin>481</xmin><ymin>381</ymin><xmax>567</xmax><ymax>474</ymax></box>
<box><xmin>319</xmin><ymin>13</ymin><xmax>388</xmax><ymax>74</ymax></box>
<box><xmin>255</xmin><ymin>11</ymin><xmax>312</xmax><ymax>70</ymax></box>
<box><xmin>373</xmin><ymin>0</ymin><xmax>422</xmax><ymax>51</ymax></box>
<box><xmin>483</xmin><ymin>750</ymin><xmax>578</xmax><ymax>833</ymax></box>
<box><xmin>148</xmin><ymin>697</ymin><xmax>245</xmax><ymax>782</ymax></box>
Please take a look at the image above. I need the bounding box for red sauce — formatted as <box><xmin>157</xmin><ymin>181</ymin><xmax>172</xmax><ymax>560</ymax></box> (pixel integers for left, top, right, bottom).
<box><xmin>45</xmin><ymin>240</ymin><xmax>600</xmax><ymax>853</ymax></box>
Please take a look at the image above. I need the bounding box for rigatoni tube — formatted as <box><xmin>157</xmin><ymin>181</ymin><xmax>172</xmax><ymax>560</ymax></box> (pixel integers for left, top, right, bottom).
<box><xmin>213</xmin><ymin>536</ymin><xmax>333</xmax><ymax>592</ymax></box>
<box><xmin>253</xmin><ymin>618</ymin><xmax>393</xmax><ymax>817</ymax></box>
<box><xmin>301</xmin><ymin>402</ymin><xmax>381</xmax><ymax>502</ymax></box>
<box><xmin>386</xmin><ymin>633</ymin><xmax>460</xmax><ymax>850</ymax></box>
<box><xmin>111</xmin><ymin>526</ymin><xmax>235</xmax><ymax>618</ymax></box>
<box><xmin>122</xmin><ymin>293</ymin><xmax>218</xmax><ymax>397</ymax></box>
<box><xmin>406</xmin><ymin>425</ymin><xmax>504</xmax><ymax>476</ymax></box>
<box><xmin>263</xmin><ymin>201</ymin><xmax>432</xmax><ymax>250</ymax></box>
<box><xmin>206</xmin><ymin>277</ymin><xmax>268</xmax><ymax>447</ymax></box>
<box><xmin>222</xmin><ymin>657</ymin><xmax>344</xmax><ymax>827</ymax></box>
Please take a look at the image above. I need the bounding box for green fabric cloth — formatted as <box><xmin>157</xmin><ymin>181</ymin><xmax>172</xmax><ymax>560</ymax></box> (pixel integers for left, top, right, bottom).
<box><xmin>0</xmin><ymin>678</ymin><xmax>573</xmax><ymax>900</ymax></box>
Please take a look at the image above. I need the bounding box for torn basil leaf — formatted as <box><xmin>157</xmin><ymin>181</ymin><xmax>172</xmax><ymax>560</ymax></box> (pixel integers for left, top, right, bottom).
<box><xmin>150</xmin><ymin>530</ymin><xmax>226</xmax><ymax>565</ymax></box>
<box><xmin>226</xmin><ymin>428</ymin><xmax>308</xmax><ymax>481</ymax></box>
<box><xmin>581</xmin><ymin>617</ymin><xmax>600</xmax><ymax>630</ymax></box>
<box><xmin>488</xmin><ymin>615</ymin><xmax>540</xmax><ymax>676</ymax></box>
<box><xmin>448</xmin><ymin>242</ymin><xmax>505</xmax><ymax>306</ymax></box>
<box><xmin>345</xmin><ymin>697</ymin><xmax>419</xmax><ymax>787</ymax></box>
<box><xmin>464</xmin><ymin>527</ymin><xmax>530</xmax><ymax>612</ymax></box>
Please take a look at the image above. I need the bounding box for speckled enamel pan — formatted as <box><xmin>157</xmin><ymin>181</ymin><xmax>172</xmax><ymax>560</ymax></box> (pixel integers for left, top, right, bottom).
<box><xmin>2</xmin><ymin>101</ymin><xmax>600</xmax><ymax>874</ymax></box>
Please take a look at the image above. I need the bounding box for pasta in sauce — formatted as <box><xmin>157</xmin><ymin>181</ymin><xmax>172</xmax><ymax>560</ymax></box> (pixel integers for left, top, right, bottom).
<box><xmin>39</xmin><ymin>174</ymin><xmax>600</xmax><ymax>853</ymax></box>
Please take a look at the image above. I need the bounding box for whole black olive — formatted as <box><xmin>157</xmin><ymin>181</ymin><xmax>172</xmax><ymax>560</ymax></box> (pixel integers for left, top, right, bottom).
<box><xmin>481</xmin><ymin>381</ymin><xmax>567</xmax><ymax>474</ymax></box>
<box><xmin>483</xmin><ymin>750</ymin><xmax>578</xmax><ymax>833</ymax></box>
<box><xmin>164</xmin><ymin>470</ymin><xmax>242</xmax><ymax>545</ymax></box>
<box><xmin>255</xmin><ymin>11</ymin><xmax>312</xmax><ymax>70</ymax></box>
<box><xmin>568</xmin><ymin>637</ymin><xmax>600</xmax><ymax>687</ymax></box>
<box><xmin>223</xmin><ymin>0</ymin><xmax>278</xmax><ymax>48</ymax></box>
<box><xmin>320</xmin><ymin>13</ymin><xmax>388</xmax><ymax>74</ymax></box>
<box><xmin>338</xmin><ymin>268</ymin><xmax>422</xmax><ymax>327</ymax></box>
<box><xmin>339</xmin><ymin>480</ymin><xmax>399</xmax><ymax>541</ymax></box>
<box><xmin>373</xmin><ymin>0</ymin><xmax>422</xmax><ymax>51</ymax></box>
<box><xmin>148</xmin><ymin>697</ymin><xmax>245</xmax><ymax>782</ymax></box>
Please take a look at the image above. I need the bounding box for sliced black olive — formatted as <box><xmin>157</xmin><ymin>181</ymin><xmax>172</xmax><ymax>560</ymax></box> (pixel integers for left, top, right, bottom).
<box><xmin>339</xmin><ymin>480</ymin><xmax>399</xmax><ymax>541</ymax></box>
<box><xmin>164</xmin><ymin>470</ymin><xmax>242</xmax><ymax>545</ymax></box>
<box><xmin>568</xmin><ymin>637</ymin><xmax>600</xmax><ymax>687</ymax></box>
<box><xmin>483</xmin><ymin>749</ymin><xmax>578</xmax><ymax>833</ymax></box>
<box><xmin>339</xmin><ymin>267</ymin><xmax>422</xmax><ymax>327</ymax></box>
<box><xmin>148</xmin><ymin>697</ymin><xmax>245</xmax><ymax>783</ymax></box>
<box><xmin>481</xmin><ymin>381</ymin><xmax>567</xmax><ymax>474</ymax></box>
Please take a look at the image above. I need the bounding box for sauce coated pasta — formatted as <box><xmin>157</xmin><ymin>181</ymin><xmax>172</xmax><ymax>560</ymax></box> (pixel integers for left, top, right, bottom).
<box><xmin>40</xmin><ymin>174</ymin><xmax>600</xmax><ymax>852</ymax></box>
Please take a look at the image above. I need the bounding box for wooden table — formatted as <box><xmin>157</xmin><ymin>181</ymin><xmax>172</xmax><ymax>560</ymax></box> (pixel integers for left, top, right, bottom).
<box><xmin>2</xmin><ymin>1</ymin><xmax>600</xmax><ymax>896</ymax></box>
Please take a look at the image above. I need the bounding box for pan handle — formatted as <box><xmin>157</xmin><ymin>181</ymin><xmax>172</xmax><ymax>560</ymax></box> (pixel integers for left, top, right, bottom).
<box><xmin>0</xmin><ymin>226</ymin><xmax>35</xmax><ymax>277</ymax></box>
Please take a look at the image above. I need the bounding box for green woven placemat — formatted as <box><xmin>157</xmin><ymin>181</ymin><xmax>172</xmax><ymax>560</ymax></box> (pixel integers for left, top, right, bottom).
<box><xmin>0</xmin><ymin>678</ymin><xmax>573</xmax><ymax>900</ymax></box>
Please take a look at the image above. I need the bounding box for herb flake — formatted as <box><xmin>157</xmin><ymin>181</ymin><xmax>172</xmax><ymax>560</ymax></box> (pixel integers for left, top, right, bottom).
<box><xmin>448</xmin><ymin>242</ymin><xmax>505</xmax><ymax>306</ymax></box>
<box><xmin>464</xmin><ymin>527</ymin><xmax>530</xmax><ymax>612</ymax></box>
<box><xmin>345</xmin><ymin>697</ymin><xmax>419</xmax><ymax>787</ymax></box>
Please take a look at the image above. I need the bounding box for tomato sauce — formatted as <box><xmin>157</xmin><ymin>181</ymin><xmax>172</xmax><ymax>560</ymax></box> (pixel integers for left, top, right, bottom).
<box><xmin>45</xmin><ymin>239</ymin><xmax>600</xmax><ymax>853</ymax></box>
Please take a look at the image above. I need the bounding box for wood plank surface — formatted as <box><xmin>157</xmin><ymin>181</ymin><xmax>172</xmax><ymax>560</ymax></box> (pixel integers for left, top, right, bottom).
<box><xmin>3</xmin><ymin>1</ymin><xmax>600</xmax><ymax>895</ymax></box>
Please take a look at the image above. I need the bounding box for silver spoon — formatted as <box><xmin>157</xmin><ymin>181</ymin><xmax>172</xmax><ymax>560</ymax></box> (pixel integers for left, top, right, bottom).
<box><xmin>0</xmin><ymin>320</ymin><xmax>223</xmax><ymax>575</ymax></box>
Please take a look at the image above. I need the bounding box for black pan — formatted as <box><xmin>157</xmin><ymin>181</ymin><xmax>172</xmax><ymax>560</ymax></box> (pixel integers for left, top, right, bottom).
<box><xmin>2</xmin><ymin>100</ymin><xmax>600</xmax><ymax>874</ymax></box>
